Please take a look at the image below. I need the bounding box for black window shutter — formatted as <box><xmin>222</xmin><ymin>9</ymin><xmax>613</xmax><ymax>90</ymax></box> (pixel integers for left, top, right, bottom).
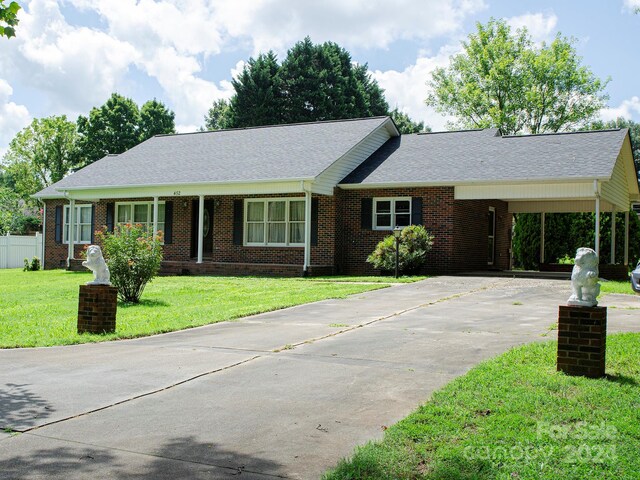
<box><xmin>54</xmin><ymin>205</ymin><xmax>62</xmax><ymax>244</ymax></box>
<box><xmin>91</xmin><ymin>204</ymin><xmax>96</xmax><ymax>243</ymax></box>
<box><xmin>311</xmin><ymin>198</ymin><xmax>319</xmax><ymax>246</ymax></box>
<box><xmin>411</xmin><ymin>197</ymin><xmax>423</xmax><ymax>225</ymax></box>
<box><xmin>164</xmin><ymin>201</ymin><xmax>173</xmax><ymax>244</ymax></box>
<box><xmin>233</xmin><ymin>200</ymin><xmax>243</xmax><ymax>245</ymax></box>
<box><xmin>361</xmin><ymin>198</ymin><xmax>373</xmax><ymax>230</ymax></box>
<box><xmin>106</xmin><ymin>203</ymin><xmax>115</xmax><ymax>232</ymax></box>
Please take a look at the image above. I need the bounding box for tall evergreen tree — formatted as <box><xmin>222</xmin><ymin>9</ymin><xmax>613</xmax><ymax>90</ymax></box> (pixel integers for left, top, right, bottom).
<box><xmin>229</xmin><ymin>52</ymin><xmax>283</xmax><ymax>128</ymax></box>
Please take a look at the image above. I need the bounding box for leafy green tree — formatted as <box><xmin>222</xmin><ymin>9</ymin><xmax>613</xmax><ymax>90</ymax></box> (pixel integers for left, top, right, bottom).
<box><xmin>77</xmin><ymin>93</ymin><xmax>141</xmax><ymax>165</ymax></box>
<box><xmin>390</xmin><ymin>108</ymin><xmax>430</xmax><ymax>134</ymax></box>
<box><xmin>203</xmin><ymin>98</ymin><xmax>232</xmax><ymax>131</ymax></box>
<box><xmin>1</xmin><ymin>115</ymin><xmax>80</xmax><ymax>197</ymax></box>
<box><xmin>226</xmin><ymin>38</ymin><xmax>389</xmax><ymax>128</ymax></box>
<box><xmin>229</xmin><ymin>52</ymin><xmax>283</xmax><ymax>127</ymax></box>
<box><xmin>139</xmin><ymin>99</ymin><xmax>175</xmax><ymax>141</ymax></box>
<box><xmin>427</xmin><ymin>19</ymin><xmax>609</xmax><ymax>135</ymax></box>
<box><xmin>0</xmin><ymin>1</ymin><xmax>20</xmax><ymax>38</ymax></box>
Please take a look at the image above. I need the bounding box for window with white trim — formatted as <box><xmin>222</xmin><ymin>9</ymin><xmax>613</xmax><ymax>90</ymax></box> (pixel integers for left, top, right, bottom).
<box><xmin>373</xmin><ymin>198</ymin><xmax>411</xmax><ymax>230</ymax></box>
<box><xmin>245</xmin><ymin>198</ymin><xmax>305</xmax><ymax>246</ymax></box>
<box><xmin>115</xmin><ymin>202</ymin><xmax>165</xmax><ymax>233</ymax></box>
<box><xmin>64</xmin><ymin>204</ymin><xmax>93</xmax><ymax>244</ymax></box>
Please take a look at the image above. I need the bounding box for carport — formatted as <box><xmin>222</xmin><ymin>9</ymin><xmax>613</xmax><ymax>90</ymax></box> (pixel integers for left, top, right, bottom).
<box><xmin>454</xmin><ymin>129</ymin><xmax>640</xmax><ymax>271</ymax></box>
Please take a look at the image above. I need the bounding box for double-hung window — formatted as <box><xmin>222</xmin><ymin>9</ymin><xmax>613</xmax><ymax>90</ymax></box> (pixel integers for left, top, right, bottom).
<box><xmin>64</xmin><ymin>204</ymin><xmax>93</xmax><ymax>244</ymax></box>
<box><xmin>245</xmin><ymin>198</ymin><xmax>305</xmax><ymax>246</ymax></box>
<box><xmin>115</xmin><ymin>202</ymin><xmax>165</xmax><ymax>233</ymax></box>
<box><xmin>373</xmin><ymin>198</ymin><xmax>411</xmax><ymax>230</ymax></box>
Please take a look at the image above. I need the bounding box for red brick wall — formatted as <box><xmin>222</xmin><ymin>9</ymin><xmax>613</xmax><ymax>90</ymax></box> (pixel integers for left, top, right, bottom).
<box><xmin>335</xmin><ymin>188</ymin><xmax>511</xmax><ymax>275</ymax></box>
<box><xmin>44</xmin><ymin>194</ymin><xmax>335</xmax><ymax>270</ymax></box>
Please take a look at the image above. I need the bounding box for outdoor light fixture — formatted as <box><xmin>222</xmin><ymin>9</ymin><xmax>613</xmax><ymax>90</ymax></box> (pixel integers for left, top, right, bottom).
<box><xmin>393</xmin><ymin>226</ymin><xmax>402</xmax><ymax>279</ymax></box>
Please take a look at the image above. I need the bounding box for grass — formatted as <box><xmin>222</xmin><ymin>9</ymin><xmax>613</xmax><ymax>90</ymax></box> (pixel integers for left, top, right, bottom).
<box><xmin>600</xmin><ymin>280</ymin><xmax>637</xmax><ymax>296</ymax></box>
<box><xmin>325</xmin><ymin>333</ymin><xmax>640</xmax><ymax>480</ymax></box>
<box><xmin>0</xmin><ymin>269</ymin><xmax>389</xmax><ymax>348</ymax></box>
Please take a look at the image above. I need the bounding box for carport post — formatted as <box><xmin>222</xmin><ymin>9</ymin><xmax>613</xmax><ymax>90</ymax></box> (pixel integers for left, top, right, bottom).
<box><xmin>624</xmin><ymin>210</ymin><xmax>629</xmax><ymax>266</ymax></box>
<box><xmin>153</xmin><ymin>196</ymin><xmax>159</xmax><ymax>239</ymax></box>
<box><xmin>540</xmin><ymin>212</ymin><xmax>545</xmax><ymax>264</ymax></box>
<box><xmin>610</xmin><ymin>210</ymin><xmax>616</xmax><ymax>264</ymax></box>
<box><xmin>67</xmin><ymin>198</ymin><xmax>75</xmax><ymax>266</ymax></box>
<box><xmin>197</xmin><ymin>195</ymin><xmax>204</xmax><ymax>264</ymax></box>
<box><xmin>594</xmin><ymin>195</ymin><xmax>600</xmax><ymax>258</ymax></box>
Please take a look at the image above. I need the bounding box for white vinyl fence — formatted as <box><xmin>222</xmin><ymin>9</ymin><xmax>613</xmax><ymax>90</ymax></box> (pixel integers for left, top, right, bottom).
<box><xmin>0</xmin><ymin>233</ymin><xmax>43</xmax><ymax>269</ymax></box>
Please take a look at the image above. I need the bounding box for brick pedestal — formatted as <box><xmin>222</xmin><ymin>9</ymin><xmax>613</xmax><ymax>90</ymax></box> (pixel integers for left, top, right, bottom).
<box><xmin>557</xmin><ymin>305</ymin><xmax>606</xmax><ymax>378</ymax></box>
<box><xmin>78</xmin><ymin>285</ymin><xmax>118</xmax><ymax>334</ymax></box>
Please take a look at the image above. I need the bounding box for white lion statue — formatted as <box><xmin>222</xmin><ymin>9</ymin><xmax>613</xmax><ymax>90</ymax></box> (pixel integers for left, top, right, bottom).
<box><xmin>82</xmin><ymin>245</ymin><xmax>111</xmax><ymax>285</ymax></box>
<box><xmin>567</xmin><ymin>247</ymin><xmax>600</xmax><ymax>307</ymax></box>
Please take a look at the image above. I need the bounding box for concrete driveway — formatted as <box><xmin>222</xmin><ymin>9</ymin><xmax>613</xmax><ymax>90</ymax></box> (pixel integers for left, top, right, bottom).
<box><xmin>1</xmin><ymin>276</ymin><xmax>639</xmax><ymax>479</ymax></box>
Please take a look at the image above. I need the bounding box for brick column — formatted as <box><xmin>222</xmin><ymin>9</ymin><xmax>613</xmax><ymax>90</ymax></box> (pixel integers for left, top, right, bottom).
<box><xmin>557</xmin><ymin>305</ymin><xmax>606</xmax><ymax>378</ymax></box>
<box><xmin>78</xmin><ymin>285</ymin><xmax>118</xmax><ymax>334</ymax></box>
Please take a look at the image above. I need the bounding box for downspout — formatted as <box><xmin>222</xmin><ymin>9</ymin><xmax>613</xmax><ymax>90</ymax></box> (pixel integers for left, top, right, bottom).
<box><xmin>594</xmin><ymin>180</ymin><xmax>600</xmax><ymax>258</ymax></box>
<box><xmin>302</xmin><ymin>181</ymin><xmax>312</xmax><ymax>275</ymax></box>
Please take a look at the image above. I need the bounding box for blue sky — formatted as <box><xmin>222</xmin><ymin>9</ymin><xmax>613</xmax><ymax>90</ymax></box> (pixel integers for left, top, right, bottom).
<box><xmin>1</xmin><ymin>0</ymin><xmax>639</xmax><ymax>156</ymax></box>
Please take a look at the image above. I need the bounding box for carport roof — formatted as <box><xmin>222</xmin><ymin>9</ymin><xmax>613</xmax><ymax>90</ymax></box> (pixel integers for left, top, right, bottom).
<box><xmin>340</xmin><ymin>127</ymin><xmax>635</xmax><ymax>186</ymax></box>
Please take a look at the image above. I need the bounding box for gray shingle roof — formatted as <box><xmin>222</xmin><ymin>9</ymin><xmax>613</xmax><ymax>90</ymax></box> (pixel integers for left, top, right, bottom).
<box><xmin>340</xmin><ymin>128</ymin><xmax>631</xmax><ymax>185</ymax></box>
<box><xmin>35</xmin><ymin>117</ymin><xmax>390</xmax><ymax>197</ymax></box>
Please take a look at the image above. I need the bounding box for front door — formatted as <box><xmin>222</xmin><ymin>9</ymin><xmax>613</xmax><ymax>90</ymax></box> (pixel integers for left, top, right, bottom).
<box><xmin>191</xmin><ymin>199</ymin><xmax>214</xmax><ymax>257</ymax></box>
<box><xmin>487</xmin><ymin>207</ymin><xmax>496</xmax><ymax>266</ymax></box>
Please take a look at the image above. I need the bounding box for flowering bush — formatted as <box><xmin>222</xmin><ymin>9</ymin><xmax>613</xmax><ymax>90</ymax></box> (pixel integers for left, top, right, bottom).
<box><xmin>96</xmin><ymin>223</ymin><xmax>163</xmax><ymax>303</ymax></box>
<box><xmin>366</xmin><ymin>225</ymin><xmax>434</xmax><ymax>274</ymax></box>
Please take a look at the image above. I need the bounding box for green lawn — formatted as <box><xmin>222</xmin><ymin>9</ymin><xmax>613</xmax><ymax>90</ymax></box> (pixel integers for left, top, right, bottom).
<box><xmin>0</xmin><ymin>269</ymin><xmax>389</xmax><ymax>348</ymax></box>
<box><xmin>600</xmin><ymin>280</ymin><xmax>637</xmax><ymax>296</ymax></box>
<box><xmin>325</xmin><ymin>334</ymin><xmax>640</xmax><ymax>480</ymax></box>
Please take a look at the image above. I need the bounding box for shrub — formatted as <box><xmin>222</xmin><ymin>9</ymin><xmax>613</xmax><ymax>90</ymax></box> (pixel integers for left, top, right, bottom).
<box><xmin>366</xmin><ymin>225</ymin><xmax>434</xmax><ymax>274</ymax></box>
<box><xmin>96</xmin><ymin>223</ymin><xmax>163</xmax><ymax>303</ymax></box>
<box><xmin>23</xmin><ymin>256</ymin><xmax>41</xmax><ymax>271</ymax></box>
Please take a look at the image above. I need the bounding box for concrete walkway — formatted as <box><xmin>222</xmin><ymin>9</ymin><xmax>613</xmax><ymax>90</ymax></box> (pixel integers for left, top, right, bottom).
<box><xmin>1</xmin><ymin>277</ymin><xmax>639</xmax><ymax>479</ymax></box>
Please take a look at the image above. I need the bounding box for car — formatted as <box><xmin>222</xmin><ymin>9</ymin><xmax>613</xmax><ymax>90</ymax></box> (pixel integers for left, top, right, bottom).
<box><xmin>632</xmin><ymin>261</ymin><xmax>640</xmax><ymax>293</ymax></box>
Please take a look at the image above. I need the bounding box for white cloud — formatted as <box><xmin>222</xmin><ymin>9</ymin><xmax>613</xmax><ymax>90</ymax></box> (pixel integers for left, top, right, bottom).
<box><xmin>0</xmin><ymin>79</ymin><xmax>31</xmax><ymax>158</ymax></box>
<box><xmin>214</xmin><ymin>0</ymin><xmax>486</xmax><ymax>54</ymax></box>
<box><xmin>373</xmin><ymin>45</ymin><xmax>459</xmax><ymax>131</ymax></box>
<box><xmin>507</xmin><ymin>12</ymin><xmax>558</xmax><ymax>43</ymax></box>
<box><xmin>623</xmin><ymin>0</ymin><xmax>640</xmax><ymax>11</ymax></box>
<box><xmin>600</xmin><ymin>96</ymin><xmax>640</xmax><ymax>122</ymax></box>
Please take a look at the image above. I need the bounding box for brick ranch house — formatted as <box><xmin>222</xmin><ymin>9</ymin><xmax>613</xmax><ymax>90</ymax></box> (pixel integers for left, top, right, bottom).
<box><xmin>34</xmin><ymin>116</ymin><xmax>639</xmax><ymax>276</ymax></box>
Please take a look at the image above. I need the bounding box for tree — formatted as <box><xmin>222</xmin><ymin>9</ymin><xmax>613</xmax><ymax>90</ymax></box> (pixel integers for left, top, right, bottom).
<box><xmin>76</xmin><ymin>93</ymin><xmax>141</xmax><ymax>165</ymax></box>
<box><xmin>139</xmin><ymin>99</ymin><xmax>175</xmax><ymax>141</ymax></box>
<box><xmin>0</xmin><ymin>1</ymin><xmax>20</xmax><ymax>38</ymax></box>
<box><xmin>390</xmin><ymin>108</ymin><xmax>429</xmax><ymax>134</ymax></box>
<box><xmin>1</xmin><ymin>116</ymin><xmax>80</xmax><ymax>198</ymax></box>
<box><xmin>224</xmin><ymin>38</ymin><xmax>389</xmax><ymax>128</ymax></box>
<box><xmin>229</xmin><ymin>52</ymin><xmax>283</xmax><ymax>128</ymax></box>
<box><xmin>278</xmin><ymin>38</ymin><xmax>389</xmax><ymax>123</ymax></box>
<box><xmin>426</xmin><ymin>19</ymin><xmax>609</xmax><ymax>135</ymax></box>
<box><xmin>203</xmin><ymin>99</ymin><xmax>232</xmax><ymax>131</ymax></box>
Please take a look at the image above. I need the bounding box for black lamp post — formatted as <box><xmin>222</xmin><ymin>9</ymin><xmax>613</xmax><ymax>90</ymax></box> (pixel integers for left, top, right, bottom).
<box><xmin>393</xmin><ymin>226</ymin><xmax>402</xmax><ymax>279</ymax></box>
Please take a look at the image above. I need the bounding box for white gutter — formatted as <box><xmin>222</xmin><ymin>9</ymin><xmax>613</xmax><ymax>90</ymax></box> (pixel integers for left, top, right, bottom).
<box><xmin>302</xmin><ymin>181</ymin><xmax>312</xmax><ymax>274</ymax></box>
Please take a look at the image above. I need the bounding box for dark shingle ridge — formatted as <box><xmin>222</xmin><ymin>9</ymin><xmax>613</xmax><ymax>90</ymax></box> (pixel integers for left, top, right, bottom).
<box><xmin>154</xmin><ymin>115</ymin><xmax>391</xmax><ymax>138</ymax></box>
<box><xmin>501</xmin><ymin>128</ymin><xmax>624</xmax><ymax>139</ymax></box>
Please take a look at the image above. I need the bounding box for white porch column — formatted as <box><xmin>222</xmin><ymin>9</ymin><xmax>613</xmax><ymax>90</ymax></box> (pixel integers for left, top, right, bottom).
<box><xmin>610</xmin><ymin>210</ymin><xmax>616</xmax><ymax>264</ymax></box>
<box><xmin>303</xmin><ymin>190</ymin><xmax>312</xmax><ymax>273</ymax></box>
<box><xmin>540</xmin><ymin>212</ymin><xmax>545</xmax><ymax>264</ymax></box>
<box><xmin>594</xmin><ymin>195</ymin><xmax>600</xmax><ymax>258</ymax></box>
<box><xmin>152</xmin><ymin>196</ymin><xmax>159</xmax><ymax>238</ymax></box>
<box><xmin>624</xmin><ymin>210</ymin><xmax>630</xmax><ymax>266</ymax></box>
<box><xmin>67</xmin><ymin>198</ymin><xmax>75</xmax><ymax>266</ymax></box>
<box><xmin>197</xmin><ymin>195</ymin><xmax>204</xmax><ymax>264</ymax></box>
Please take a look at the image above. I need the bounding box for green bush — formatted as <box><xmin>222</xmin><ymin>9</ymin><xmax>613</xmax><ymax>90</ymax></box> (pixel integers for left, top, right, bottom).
<box><xmin>366</xmin><ymin>225</ymin><xmax>434</xmax><ymax>274</ymax></box>
<box><xmin>97</xmin><ymin>223</ymin><xmax>163</xmax><ymax>303</ymax></box>
<box><xmin>23</xmin><ymin>256</ymin><xmax>40</xmax><ymax>271</ymax></box>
